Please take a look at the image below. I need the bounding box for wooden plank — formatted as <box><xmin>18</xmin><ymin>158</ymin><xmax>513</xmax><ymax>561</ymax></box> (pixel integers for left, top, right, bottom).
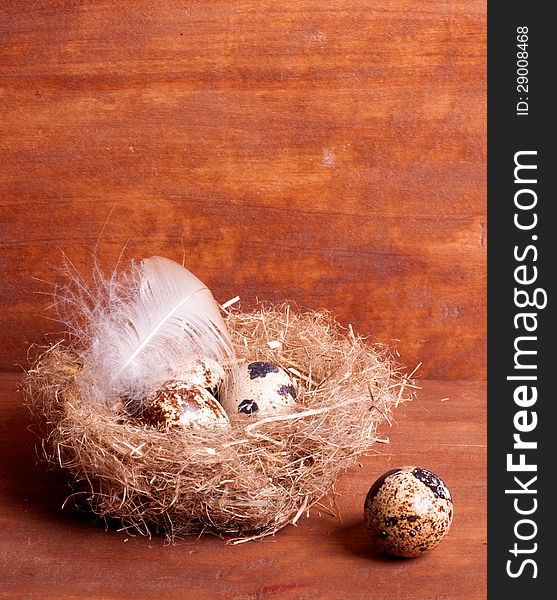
<box><xmin>0</xmin><ymin>0</ymin><xmax>485</xmax><ymax>379</ymax></box>
<box><xmin>0</xmin><ymin>374</ymin><xmax>486</xmax><ymax>599</ymax></box>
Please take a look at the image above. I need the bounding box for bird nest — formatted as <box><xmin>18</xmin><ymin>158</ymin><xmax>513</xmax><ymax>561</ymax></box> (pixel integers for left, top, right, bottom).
<box><xmin>24</xmin><ymin>303</ymin><xmax>414</xmax><ymax>543</ymax></box>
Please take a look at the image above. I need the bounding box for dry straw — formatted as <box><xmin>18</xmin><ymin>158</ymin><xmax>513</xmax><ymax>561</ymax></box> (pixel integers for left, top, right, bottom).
<box><xmin>24</xmin><ymin>302</ymin><xmax>415</xmax><ymax>543</ymax></box>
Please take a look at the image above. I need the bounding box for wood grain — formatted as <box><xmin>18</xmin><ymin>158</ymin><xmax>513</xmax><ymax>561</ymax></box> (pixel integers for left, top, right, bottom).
<box><xmin>0</xmin><ymin>1</ymin><xmax>485</xmax><ymax>379</ymax></box>
<box><xmin>0</xmin><ymin>374</ymin><xmax>486</xmax><ymax>599</ymax></box>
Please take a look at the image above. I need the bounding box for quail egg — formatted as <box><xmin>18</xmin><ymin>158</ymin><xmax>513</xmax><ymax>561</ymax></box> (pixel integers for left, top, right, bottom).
<box><xmin>363</xmin><ymin>466</ymin><xmax>453</xmax><ymax>558</ymax></box>
<box><xmin>167</xmin><ymin>357</ymin><xmax>226</xmax><ymax>395</ymax></box>
<box><xmin>141</xmin><ymin>381</ymin><xmax>230</xmax><ymax>430</ymax></box>
<box><xmin>221</xmin><ymin>361</ymin><xmax>297</xmax><ymax>418</ymax></box>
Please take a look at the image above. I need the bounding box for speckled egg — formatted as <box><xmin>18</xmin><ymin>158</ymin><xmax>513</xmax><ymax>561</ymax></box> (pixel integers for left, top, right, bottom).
<box><xmin>168</xmin><ymin>357</ymin><xmax>226</xmax><ymax>394</ymax></box>
<box><xmin>363</xmin><ymin>466</ymin><xmax>453</xmax><ymax>558</ymax></box>
<box><xmin>221</xmin><ymin>361</ymin><xmax>297</xmax><ymax>418</ymax></box>
<box><xmin>141</xmin><ymin>381</ymin><xmax>230</xmax><ymax>430</ymax></box>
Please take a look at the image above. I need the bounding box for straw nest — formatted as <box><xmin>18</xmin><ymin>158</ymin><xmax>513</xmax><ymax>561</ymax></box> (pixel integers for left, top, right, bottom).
<box><xmin>24</xmin><ymin>303</ymin><xmax>414</xmax><ymax>543</ymax></box>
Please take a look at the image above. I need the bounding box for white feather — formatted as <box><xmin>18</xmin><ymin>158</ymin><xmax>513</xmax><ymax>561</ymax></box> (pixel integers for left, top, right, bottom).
<box><xmin>72</xmin><ymin>256</ymin><xmax>236</xmax><ymax>404</ymax></box>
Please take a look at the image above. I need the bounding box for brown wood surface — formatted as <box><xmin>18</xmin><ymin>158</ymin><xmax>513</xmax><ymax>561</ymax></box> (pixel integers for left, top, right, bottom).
<box><xmin>0</xmin><ymin>374</ymin><xmax>486</xmax><ymax>599</ymax></box>
<box><xmin>0</xmin><ymin>0</ymin><xmax>485</xmax><ymax>380</ymax></box>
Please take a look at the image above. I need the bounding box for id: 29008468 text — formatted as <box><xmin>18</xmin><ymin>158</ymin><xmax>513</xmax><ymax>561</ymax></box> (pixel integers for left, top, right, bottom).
<box><xmin>516</xmin><ymin>26</ymin><xmax>529</xmax><ymax>116</ymax></box>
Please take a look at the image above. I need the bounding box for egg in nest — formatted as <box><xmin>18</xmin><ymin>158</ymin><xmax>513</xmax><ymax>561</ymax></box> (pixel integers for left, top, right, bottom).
<box><xmin>140</xmin><ymin>381</ymin><xmax>230</xmax><ymax>430</ymax></box>
<box><xmin>363</xmin><ymin>466</ymin><xmax>453</xmax><ymax>558</ymax></box>
<box><xmin>166</xmin><ymin>357</ymin><xmax>226</xmax><ymax>395</ymax></box>
<box><xmin>221</xmin><ymin>361</ymin><xmax>297</xmax><ymax>418</ymax></box>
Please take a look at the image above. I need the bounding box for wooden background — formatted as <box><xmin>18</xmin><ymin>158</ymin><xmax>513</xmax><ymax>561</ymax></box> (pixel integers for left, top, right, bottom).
<box><xmin>0</xmin><ymin>0</ymin><xmax>485</xmax><ymax>380</ymax></box>
<box><xmin>0</xmin><ymin>1</ymin><xmax>486</xmax><ymax>598</ymax></box>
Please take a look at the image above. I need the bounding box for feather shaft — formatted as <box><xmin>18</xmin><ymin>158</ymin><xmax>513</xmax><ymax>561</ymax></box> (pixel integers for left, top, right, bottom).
<box><xmin>116</xmin><ymin>285</ymin><xmax>216</xmax><ymax>378</ymax></box>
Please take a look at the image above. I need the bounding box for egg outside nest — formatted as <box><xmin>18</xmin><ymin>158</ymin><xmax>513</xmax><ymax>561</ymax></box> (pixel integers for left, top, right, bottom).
<box><xmin>363</xmin><ymin>466</ymin><xmax>453</xmax><ymax>558</ymax></box>
<box><xmin>220</xmin><ymin>360</ymin><xmax>298</xmax><ymax>419</ymax></box>
<box><xmin>140</xmin><ymin>381</ymin><xmax>230</xmax><ymax>430</ymax></box>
